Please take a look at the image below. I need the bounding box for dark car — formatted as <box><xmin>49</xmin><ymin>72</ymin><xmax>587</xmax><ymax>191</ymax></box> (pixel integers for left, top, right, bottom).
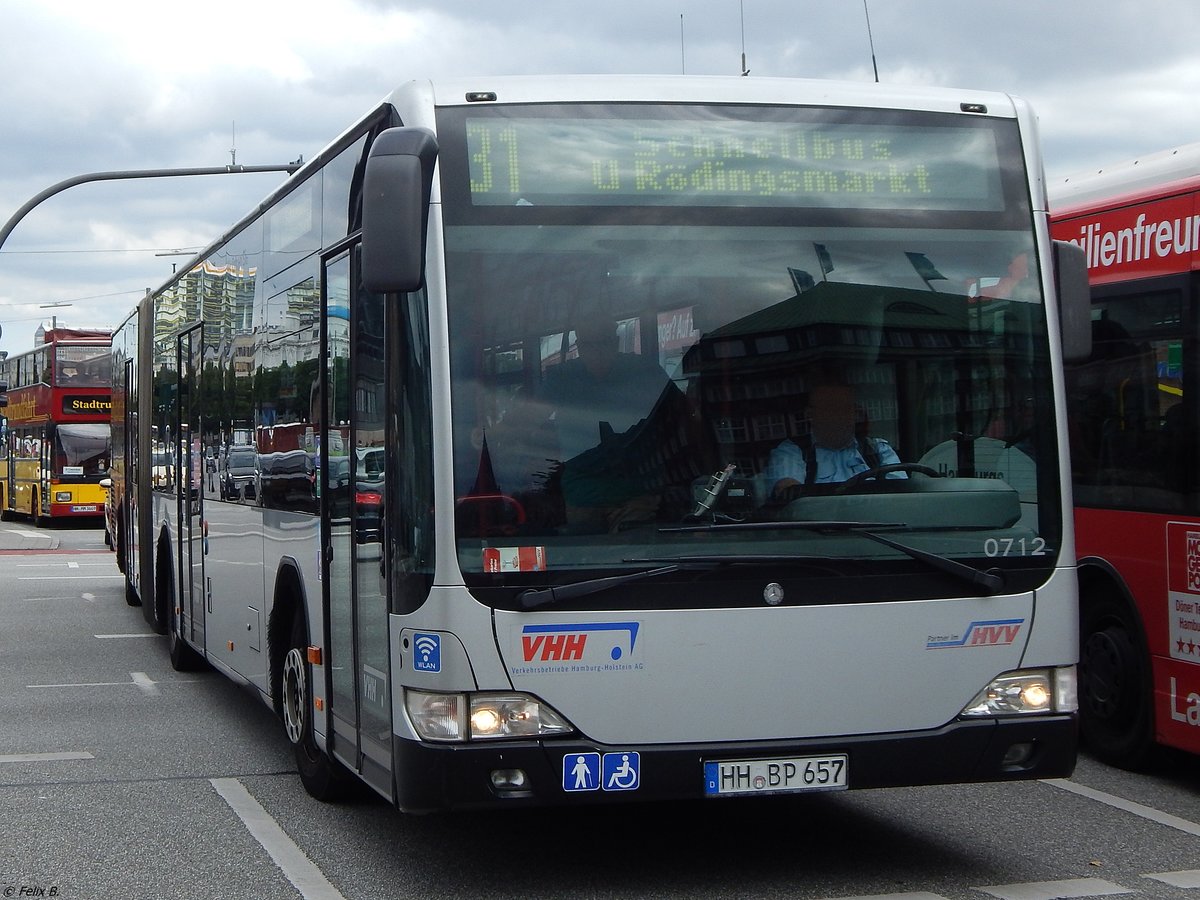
<box><xmin>221</xmin><ymin>445</ymin><xmax>258</xmax><ymax>501</ymax></box>
<box><xmin>257</xmin><ymin>449</ymin><xmax>317</xmax><ymax>513</ymax></box>
<box><xmin>326</xmin><ymin>450</ymin><xmax>384</xmax><ymax>543</ymax></box>
<box><xmin>354</xmin><ymin>448</ymin><xmax>385</xmax><ymax>543</ymax></box>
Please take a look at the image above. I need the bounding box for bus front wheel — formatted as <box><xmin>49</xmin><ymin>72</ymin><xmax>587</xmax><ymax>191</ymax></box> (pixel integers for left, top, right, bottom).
<box><xmin>1079</xmin><ymin>592</ymin><xmax>1155</xmax><ymax>769</ymax></box>
<box><xmin>282</xmin><ymin>613</ymin><xmax>353</xmax><ymax>801</ymax></box>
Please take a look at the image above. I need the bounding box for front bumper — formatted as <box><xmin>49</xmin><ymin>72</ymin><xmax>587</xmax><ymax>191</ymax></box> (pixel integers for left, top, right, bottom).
<box><xmin>392</xmin><ymin>713</ymin><xmax>1077</xmax><ymax>813</ymax></box>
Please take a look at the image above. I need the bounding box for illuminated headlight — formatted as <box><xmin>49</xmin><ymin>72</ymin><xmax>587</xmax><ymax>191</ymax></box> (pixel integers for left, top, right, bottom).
<box><xmin>55</xmin><ymin>492</ymin><xmax>72</xmax><ymax>503</ymax></box>
<box><xmin>405</xmin><ymin>690</ymin><xmax>573</xmax><ymax>742</ymax></box>
<box><xmin>960</xmin><ymin>666</ymin><xmax>1077</xmax><ymax>717</ymax></box>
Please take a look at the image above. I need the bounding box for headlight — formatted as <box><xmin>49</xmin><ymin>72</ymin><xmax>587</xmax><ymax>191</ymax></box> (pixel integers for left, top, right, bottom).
<box><xmin>405</xmin><ymin>690</ymin><xmax>573</xmax><ymax>742</ymax></box>
<box><xmin>960</xmin><ymin>666</ymin><xmax>1077</xmax><ymax>717</ymax></box>
<box><xmin>55</xmin><ymin>491</ymin><xmax>72</xmax><ymax>503</ymax></box>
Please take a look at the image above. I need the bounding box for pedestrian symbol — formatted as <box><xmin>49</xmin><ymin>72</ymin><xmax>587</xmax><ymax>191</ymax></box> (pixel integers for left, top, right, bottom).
<box><xmin>563</xmin><ymin>752</ymin><xmax>600</xmax><ymax>792</ymax></box>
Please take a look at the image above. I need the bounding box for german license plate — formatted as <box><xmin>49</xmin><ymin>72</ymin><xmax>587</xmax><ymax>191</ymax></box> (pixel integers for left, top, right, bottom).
<box><xmin>704</xmin><ymin>754</ymin><xmax>848</xmax><ymax>796</ymax></box>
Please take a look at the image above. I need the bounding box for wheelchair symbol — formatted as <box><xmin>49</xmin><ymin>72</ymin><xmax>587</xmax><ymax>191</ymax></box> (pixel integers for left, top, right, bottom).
<box><xmin>602</xmin><ymin>751</ymin><xmax>640</xmax><ymax>791</ymax></box>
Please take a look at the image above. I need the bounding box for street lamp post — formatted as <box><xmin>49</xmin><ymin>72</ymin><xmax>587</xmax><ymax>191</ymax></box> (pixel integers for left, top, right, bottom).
<box><xmin>0</xmin><ymin>162</ymin><xmax>301</xmax><ymax>260</ymax></box>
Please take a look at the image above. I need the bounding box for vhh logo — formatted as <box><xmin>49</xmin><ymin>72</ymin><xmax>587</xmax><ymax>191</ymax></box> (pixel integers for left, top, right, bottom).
<box><xmin>523</xmin><ymin>632</ymin><xmax>587</xmax><ymax>662</ymax></box>
<box><xmin>519</xmin><ymin>622</ymin><xmax>641</xmax><ymax>664</ymax></box>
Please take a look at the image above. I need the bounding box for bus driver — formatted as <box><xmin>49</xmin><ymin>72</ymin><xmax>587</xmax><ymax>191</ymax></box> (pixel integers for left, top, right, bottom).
<box><xmin>758</xmin><ymin>381</ymin><xmax>905</xmax><ymax>500</ymax></box>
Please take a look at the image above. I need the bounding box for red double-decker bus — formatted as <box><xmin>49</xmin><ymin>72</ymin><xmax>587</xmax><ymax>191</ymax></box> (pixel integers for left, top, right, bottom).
<box><xmin>1051</xmin><ymin>144</ymin><xmax>1200</xmax><ymax>766</ymax></box>
<box><xmin>0</xmin><ymin>327</ymin><xmax>112</xmax><ymax>524</ymax></box>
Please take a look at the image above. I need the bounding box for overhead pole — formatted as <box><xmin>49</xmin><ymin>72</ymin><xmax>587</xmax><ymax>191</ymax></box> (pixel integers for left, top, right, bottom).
<box><xmin>0</xmin><ymin>163</ymin><xmax>301</xmax><ymax>260</ymax></box>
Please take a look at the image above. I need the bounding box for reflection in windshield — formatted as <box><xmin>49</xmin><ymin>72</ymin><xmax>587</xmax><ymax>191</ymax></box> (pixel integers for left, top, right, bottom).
<box><xmin>448</xmin><ymin>225</ymin><xmax>1053</xmax><ymax>572</ymax></box>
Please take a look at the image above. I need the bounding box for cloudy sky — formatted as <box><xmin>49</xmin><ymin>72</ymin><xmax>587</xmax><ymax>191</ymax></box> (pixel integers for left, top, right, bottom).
<box><xmin>1</xmin><ymin>0</ymin><xmax>1198</xmax><ymax>358</ymax></box>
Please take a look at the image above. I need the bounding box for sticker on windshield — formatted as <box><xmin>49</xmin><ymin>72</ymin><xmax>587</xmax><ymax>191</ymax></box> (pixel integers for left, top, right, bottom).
<box><xmin>484</xmin><ymin>546</ymin><xmax>547</xmax><ymax>572</ymax></box>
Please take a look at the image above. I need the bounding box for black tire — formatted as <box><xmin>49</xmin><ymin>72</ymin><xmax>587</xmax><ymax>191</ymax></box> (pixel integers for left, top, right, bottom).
<box><xmin>282</xmin><ymin>612</ymin><xmax>354</xmax><ymax>801</ymax></box>
<box><xmin>1079</xmin><ymin>591</ymin><xmax>1155</xmax><ymax>769</ymax></box>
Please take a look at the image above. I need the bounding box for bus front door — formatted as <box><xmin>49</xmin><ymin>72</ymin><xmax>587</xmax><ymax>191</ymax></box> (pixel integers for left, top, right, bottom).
<box><xmin>322</xmin><ymin>244</ymin><xmax>393</xmax><ymax>800</ymax></box>
<box><xmin>176</xmin><ymin>326</ymin><xmax>205</xmax><ymax>649</ymax></box>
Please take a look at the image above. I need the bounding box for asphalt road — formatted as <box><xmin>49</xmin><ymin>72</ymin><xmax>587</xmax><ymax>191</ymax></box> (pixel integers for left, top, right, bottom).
<box><xmin>2</xmin><ymin>519</ymin><xmax>1199</xmax><ymax>900</ymax></box>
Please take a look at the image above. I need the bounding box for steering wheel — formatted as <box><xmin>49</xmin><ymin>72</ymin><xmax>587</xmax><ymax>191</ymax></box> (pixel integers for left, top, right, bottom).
<box><xmin>837</xmin><ymin>463</ymin><xmax>941</xmax><ymax>492</ymax></box>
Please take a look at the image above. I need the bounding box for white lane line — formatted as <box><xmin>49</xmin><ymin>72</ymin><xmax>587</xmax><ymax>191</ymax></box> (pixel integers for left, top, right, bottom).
<box><xmin>27</xmin><ymin>672</ymin><xmax>191</xmax><ymax>691</ymax></box>
<box><xmin>1043</xmin><ymin>778</ymin><xmax>1200</xmax><ymax>837</ymax></box>
<box><xmin>210</xmin><ymin>778</ymin><xmax>346</xmax><ymax>900</ymax></box>
<box><xmin>94</xmin><ymin>633</ymin><xmax>159</xmax><ymax>639</ymax></box>
<box><xmin>17</xmin><ymin>578</ymin><xmax>122</xmax><ymax>585</ymax></box>
<box><xmin>974</xmin><ymin>879</ymin><xmax>1132</xmax><ymax>900</ymax></box>
<box><xmin>825</xmin><ymin>894</ymin><xmax>949</xmax><ymax>900</ymax></box>
<box><xmin>1144</xmin><ymin>871</ymin><xmax>1200</xmax><ymax>889</ymax></box>
<box><xmin>0</xmin><ymin>751</ymin><xmax>94</xmax><ymax>763</ymax></box>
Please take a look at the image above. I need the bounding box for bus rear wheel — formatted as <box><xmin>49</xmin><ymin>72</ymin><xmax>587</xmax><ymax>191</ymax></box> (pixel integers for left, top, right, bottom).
<box><xmin>281</xmin><ymin>613</ymin><xmax>352</xmax><ymax>801</ymax></box>
<box><xmin>1079</xmin><ymin>594</ymin><xmax>1155</xmax><ymax>769</ymax></box>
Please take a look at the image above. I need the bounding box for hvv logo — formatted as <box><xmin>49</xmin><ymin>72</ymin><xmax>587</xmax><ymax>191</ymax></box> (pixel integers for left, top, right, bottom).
<box><xmin>521</xmin><ymin>622</ymin><xmax>640</xmax><ymax>663</ymax></box>
<box><xmin>926</xmin><ymin>618</ymin><xmax>1024</xmax><ymax>650</ymax></box>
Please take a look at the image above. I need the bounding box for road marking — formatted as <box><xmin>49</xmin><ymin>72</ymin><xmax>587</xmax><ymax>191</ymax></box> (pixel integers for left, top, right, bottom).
<box><xmin>0</xmin><ymin>751</ymin><xmax>94</xmax><ymax>763</ymax></box>
<box><xmin>210</xmin><ymin>778</ymin><xmax>347</xmax><ymax>900</ymax></box>
<box><xmin>974</xmin><ymin>879</ymin><xmax>1132</xmax><ymax>900</ymax></box>
<box><xmin>1043</xmin><ymin>778</ymin><xmax>1200</xmax><ymax>837</ymax></box>
<box><xmin>1144</xmin><ymin>871</ymin><xmax>1200</xmax><ymax>889</ymax></box>
<box><xmin>94</xmin><ymin>633</ymin><xmax>159</xmax><ymax>639</ymax></box>
<box><xmin>17</xmin><ymin>578</ymin><xmax>122</xmax><ymax>585</ymax></box>
<box><xmin>27</xmin><ymin>672</ymin><xmax>189</xmax><ymax>692</ymax></box>
<box><xmin>131</xmin><ymin>671</ymin><xmax>160</xmax><ymax>696</ymax></box>
<box><xmin>825</xmin><ymin>894</ymin><xmax>948</xmax><ymax>900</ymax></box>
<box><xmin>21</xmin><ymin>593</ymin><xmax>98</xmax><ymax>602</ymax></box>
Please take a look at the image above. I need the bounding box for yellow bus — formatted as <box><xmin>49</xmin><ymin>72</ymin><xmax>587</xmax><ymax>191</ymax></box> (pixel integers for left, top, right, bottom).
<box><xmin>0</xmin><ymin>327</ymin><xmax>112</xmax><ymax>525</ymax></box>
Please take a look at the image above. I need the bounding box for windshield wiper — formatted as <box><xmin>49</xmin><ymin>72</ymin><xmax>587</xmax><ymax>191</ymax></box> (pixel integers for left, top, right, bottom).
<box><xmin>661</xmin><ymin>519</ymin><xmax>1005</xmax><ymax>595</ymax></box>
<box><xmin>661</xmin><ymin>520</ymin><xmax>906</xmax><ymax>533</ymax></box>
<box><xmin>853</xmin><ymin>530</ymin><xmax>1005</xmax><ymax>595</ymax></box>
<box><xmin>518</xmin><ymin>565</ymin><xmax>681</xmax><ymax>609</ymax></box>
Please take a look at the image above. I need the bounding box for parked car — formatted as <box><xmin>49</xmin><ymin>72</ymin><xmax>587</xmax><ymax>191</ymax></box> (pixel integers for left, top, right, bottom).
<box><xmin>221</xmin><ymin>445</ymin><xmax>258</xmax><ymax>501</ymax></box>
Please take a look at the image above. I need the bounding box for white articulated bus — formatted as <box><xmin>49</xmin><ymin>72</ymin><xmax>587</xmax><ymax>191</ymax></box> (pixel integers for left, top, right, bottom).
<box><xmin>110</xmin><ymin>75</ymin><xmax>1089</xmax><ymax>812</ymax></box>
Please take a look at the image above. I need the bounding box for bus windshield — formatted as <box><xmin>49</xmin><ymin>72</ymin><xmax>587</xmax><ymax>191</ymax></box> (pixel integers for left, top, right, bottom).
<box><xmin>54</xmin><ymin>423</ymin><xmax>110</xmax><ymax>475</ymax></box>
<box><xmin>440</xmin><ymin>102</ymin><xmax>1057</xmax><ymax>600</ymax></box>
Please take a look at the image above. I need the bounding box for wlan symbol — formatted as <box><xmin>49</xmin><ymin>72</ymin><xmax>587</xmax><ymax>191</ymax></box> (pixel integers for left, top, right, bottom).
<box><xmin>413</xmin><ymin>632</ymin><xmax>441</xmax><ymax>672</ymax></box>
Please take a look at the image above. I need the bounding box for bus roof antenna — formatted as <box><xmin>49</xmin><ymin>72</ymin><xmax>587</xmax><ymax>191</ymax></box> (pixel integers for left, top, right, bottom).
<box><xmin>863</xmin><ymin>0</ymin><xmax>880</xmax><ymax>82</ymax></box>
<box><xmin>680</xmin><ymin>13</ymin><xmax>685</xmax><ymax>74</ymax></box>
<box><xmin>739</xmin><ymin>0</ymin><xmax>750</xmax><ymax>76</ymax></box>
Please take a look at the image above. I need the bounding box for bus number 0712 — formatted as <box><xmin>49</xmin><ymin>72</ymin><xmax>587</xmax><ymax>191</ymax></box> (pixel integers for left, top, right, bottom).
<box><xmin>983</xmin><ymin>537</ymin><xmax>1047</xmax><ymax>557</ymax></box>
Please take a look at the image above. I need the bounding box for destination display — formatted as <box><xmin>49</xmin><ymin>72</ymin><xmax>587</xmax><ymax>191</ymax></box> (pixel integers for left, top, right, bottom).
<box><xmin>464</xmin><ymin>113</ymin><xmax>1007</xmax><ymax>210</ymax></box>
